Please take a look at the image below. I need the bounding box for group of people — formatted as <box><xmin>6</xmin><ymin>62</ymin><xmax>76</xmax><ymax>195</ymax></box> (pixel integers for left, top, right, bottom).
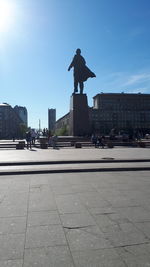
<box><xmin>25</xmin><ymin>129</ymin><xmax>58</xmax><ymax>149</ymax></box>
<box><xmin>91</xmin><ymin>134</ymin><xmax>105</xmax><ymax>148</ymax></box>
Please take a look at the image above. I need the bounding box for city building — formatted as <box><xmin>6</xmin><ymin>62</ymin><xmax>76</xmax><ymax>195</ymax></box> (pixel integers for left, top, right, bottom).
<box><xmin>92</xmin><ymin>93</ymin><xmax>150</xmax><ymax>134</ymax></box>
<box><xmin>0</xmin><ymin>103</ymin><xmax>24</xmax><ymax>139</ymax></box>
<box><xmin>55</xmin><ymin>112</ymin><xmax>69</xmax><ymax>134</ymax></box>
<box><xmin>48</xmin><ymin>108</ymin><xmax>56</xmax><ymax>132</ymax></box>
<box><xmin>14</xmin><ymin>105</ymin><xmax>28</xmax><ymax>126</ymax></box>
<box><xmin>55</xmin><ymin>93</ymin><xmax>150</xmax><ymax>136</ymax></box>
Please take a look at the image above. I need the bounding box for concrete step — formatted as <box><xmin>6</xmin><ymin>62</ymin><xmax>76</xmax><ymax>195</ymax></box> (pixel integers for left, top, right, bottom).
<box><xmin>0</xmin><ymin>161</ymin><xmax>150</xmax><ymax>175</ymax></box>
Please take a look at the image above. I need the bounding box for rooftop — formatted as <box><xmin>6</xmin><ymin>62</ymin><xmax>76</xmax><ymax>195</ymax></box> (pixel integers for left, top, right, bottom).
<box><xmin>0</xmin><ymin>103</ymin><xmax>10</xmax><ymax>107</ymax></box>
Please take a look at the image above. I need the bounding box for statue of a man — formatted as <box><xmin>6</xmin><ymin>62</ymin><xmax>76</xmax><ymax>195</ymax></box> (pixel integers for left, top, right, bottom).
<box><xmin>68</xmin><ymin>48</ymin><xmax>96</xmax><ymax>94</ymax></box>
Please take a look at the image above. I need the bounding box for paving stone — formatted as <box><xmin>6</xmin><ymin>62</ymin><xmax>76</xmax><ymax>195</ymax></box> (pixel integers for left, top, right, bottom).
<box><xmin>93</xmin><ymin>214</ymin><xmax>116</xmax><ymax>230</ymax></box>
<box><xmin>116</xmin><ymin>206</ymin><xmax>150</xmax><ymax>222</ymax></box>
<box><xmin>25</xmin><ymin>225</ymin><xmax>67</xmax><ymax>248</ymax></box>
<box><xmin>65</xmin><ymin>225</ymin><xmax>112</xmax><ymax>251</ymax></box>
<box><xmin>139</xmin><ymin>199</ymin><xmax>150</xmax><ymax>210</ymax></box>
<box><xmin>29</xmin><ymin>184</ymin><xmax>52</xmax><ymax>193</ymax></box>
<box><xmin>47</xmin><ymin>176</ymin><xmax>71</xmax><ymax>187</ymax></box>
<box><xmin>0</xmin><ymin>204</ymin><xmax>28</xmax><ymax>217</ymax></box>
<box><xmin>105</xmin><ymin>196</ymin><xmax>140</xmax><ymax>208</ymax></box>
<box><xmin>9</xmin><ymin>181</ymin><xmax>30</xmax><ymax>193</ymax></box>
<box><xmin>135</xmin><ymin>221</ymin><xmax>150</xmax><ymax>238</ymax></box>
<box><xmin>65</xmin><ymin>175</ymin><xmax>84</xmax><ymax>185</ymax></box>
<box><xmin>88</xmin><ymin>207</ymin><xmax>115</xmax><ymax>215</ymax></box>
<box><xmin>52</xmin><ymin>186</ymin><xmax>74</xmax><ymax>195</ymax></box>
<box><xmin>60</xmin><ymin>213</ymin><xmax>96</xmax><ymax>228</ymax></box>
<box><xmin>102</xmin><ymin>260</ymin><xmax>127</xmax><ymax>267</ymax></box>
<box><xmin>0</xmin><ymin>178</ymin><xmax>12</xmax><ymax>188</ymax></box>
<box><xmin>0</xmin><ymin>195</ymin><xmax>4</xmax><ymax>204</ymax></box>
<box><xmin>0</xmin><ymin>234</ymin><xmax>25</xmax><ymax>260</ymax></box>
<box><xmin>28</xmin><ymin>191</ymin><xmax>57</xmax><ymax>211</ymax></box>
<box><xmin>27</xmin><ymin>211</ymin><xmax>61</xmax><ymax>226</ymax></box>
<box><xmin>0</xmin><ymin>259</ymin><xmax>23</xmax><ymax>267</ymax></box>
<box><xmin>103</xmin><ymin>222</ymin><xmax>149</xmax><ymax>246</ymax></box>
<box><xmin>0</xmin><ymin>216</ymin><xmax>26</xmax><ymax>234</ymax></box>
<box><xmin>72</xmin><ymin>184</ymin><xmax>97</xmax><ymax>193</ymax></box>
<box><xmin>108</xmin><ymin>212</ymin><xmax>131</xmax><ymax>224</ymax></box>
<box><xmin>78</xmin><ymin>192</ymin><xmax>110</xmax><ymax>208</ymax></box>
<box><xmin>72</xmin><ymin>248</ymin><xmax>126</xmax><ymax>267</ymax></box>
<box><xmin>30</xmin><ymin>175</ymin><xmax>50</xmax><ymax>186</ymax></box>
<box><xmin>55</xmin><ymin>194</ymin><xmax>88</xmax><ymax>214</ymax></box>
<box><xmin>3</xmin><ymin>192</ymin><xmax>29</xmax><ymax>205</ymax></box>
<box><xmin>29</xmin><ymin>184</ymin><xmax>45</xmax><ymax>193</ymax></box>
<box><xmin>23</xmin><ymin>246</ymin><xmax>74</xmax><ymax>267</ymax></box>
<box><xmin>116</xmin><ymin>243</ymin><xmax>150</xmax><ymax>267</ymax></box>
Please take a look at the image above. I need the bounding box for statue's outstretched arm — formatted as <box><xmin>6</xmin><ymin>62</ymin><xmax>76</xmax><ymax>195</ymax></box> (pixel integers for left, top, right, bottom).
<box><xmin>68</xmin><ymin>64</ymin><xmax>72</xmax><ymax>71</ymax></box>
<box><xmin>68</xmin><ymin>61</ymin><xmax>74</xmax><ymax>71</ymax></box>
<box><xmin>68</xmin><ymin>56</ymin><xmax>75</xmax><ymax>71</ymax></box>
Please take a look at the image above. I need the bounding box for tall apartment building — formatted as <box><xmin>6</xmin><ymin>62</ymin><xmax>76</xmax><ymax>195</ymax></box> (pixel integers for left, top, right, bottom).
<box><xmin>0</xmin><ymin>103</ymin><xmax>24</xmax><ymax>139</ymax></box>
<box><xmin>48</xmin><ymin>108</ymin><xmax>56</xmax><ymax>131</ymax></box>
<box><xmin>14</xmin><ymin>105</ymin><xmax>28</xmax><ymax>126</ymax></box>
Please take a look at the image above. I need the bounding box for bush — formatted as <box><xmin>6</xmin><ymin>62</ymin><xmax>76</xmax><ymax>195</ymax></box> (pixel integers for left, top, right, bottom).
<box><xmin>55</xmin><ymin>125</ymin><xmax>69</xmax><ymax>136</ymax></box>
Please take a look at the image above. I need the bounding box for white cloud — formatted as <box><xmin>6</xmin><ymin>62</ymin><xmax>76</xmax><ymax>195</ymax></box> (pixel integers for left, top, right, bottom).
<box><xmin>126</xmin><ymin>87</ymin><xmax>149</xmax><ymax>94</ymax></box>
<box><xmin>98</xmin><ymin>71</ymin><xmax>150</xmax><ymax>94</ymax></box>
<box><xmin>124</xmin><ymin>73</ymin><xmax>150</xmax><ymax>86</ymax></box>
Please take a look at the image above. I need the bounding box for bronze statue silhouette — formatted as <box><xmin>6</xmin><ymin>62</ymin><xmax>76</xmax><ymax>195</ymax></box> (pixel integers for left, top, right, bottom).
<box><xmin>68</xmin><ymin>48</ymin><xmax>96</xmax><ymax>94</ymax></box>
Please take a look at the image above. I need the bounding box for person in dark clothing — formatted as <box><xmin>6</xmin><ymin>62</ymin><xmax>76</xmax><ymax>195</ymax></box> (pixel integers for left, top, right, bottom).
<box><xmin>68</xmin><ymin>48</ymin><xmax>96</xmax><ymax>94</ymax></box>
<box><xmin>26</xmin><ymin>131</ymin><xmax>32</xmax><ymax>149</ymax></box>
<box><xmin>91</xmin><ymin>134</ymin><xmax>97</xmax><ymax>148</ymax></box>
<box><xmin>97</xmin><ymin>135</ymin><xmax>105</xmax><ymax>148</ymax></box>
<box><xmin>101</xmin><ymin>135</ymin><xmax>105</xmax><ymax>148</ymax></box>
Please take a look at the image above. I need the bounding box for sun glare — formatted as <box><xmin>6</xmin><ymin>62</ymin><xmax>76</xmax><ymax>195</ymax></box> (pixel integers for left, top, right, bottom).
<box><xmin>0</xmin><ymin>0</ymin><xmax>16</xmax><ymax>32</ymax></box>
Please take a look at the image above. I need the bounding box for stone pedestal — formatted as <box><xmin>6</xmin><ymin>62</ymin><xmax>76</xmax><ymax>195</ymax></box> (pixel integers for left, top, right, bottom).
<box><xmin>69</xmin><ymin>94</ymin><xmax>90</xmax><ymax>136</ymax></box>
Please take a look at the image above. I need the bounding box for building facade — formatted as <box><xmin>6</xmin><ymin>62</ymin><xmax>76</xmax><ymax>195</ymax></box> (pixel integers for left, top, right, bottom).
<box><xmin>14</xmin><ymin>105</ymin><xmax>28</xmax><ymax>126</ymax></box>
<box><xmin>48</xmin><ymin>108</ymin><xmax>56</xmax><ymax>132</ymax></box>
<box><xmin>55</xmin><ymin>112</ymin><xmax>70</xmax><ymax>132</ymax></box>
<box><xmin>92</xmin><ymin>93</ymin><xmax>150</xmax><ymax>134</ymax></box>
<box><xmin>55</xmin><ymin>93</ymin><xmax>150</xmax><ymax>136</ymax></box>
<box><xmin>0</xmin><ymin>103</ymin><xmax>24</xmax><ymax>139</ymax></box>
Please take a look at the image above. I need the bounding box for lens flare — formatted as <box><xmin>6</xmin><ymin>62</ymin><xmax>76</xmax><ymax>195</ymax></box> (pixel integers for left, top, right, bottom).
<box><xmin>0</xmin><ymin>0</ymin><xmax>16</xmax><ymax>32</ymax></box>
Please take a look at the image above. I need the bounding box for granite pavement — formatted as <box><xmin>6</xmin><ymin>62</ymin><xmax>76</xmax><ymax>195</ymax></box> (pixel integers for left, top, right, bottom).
<box><xmin>0</xmin><ymin>147</ymin><xmax>150</xmax><ymax>266</ymax></box>
<box><xmin>0</xmin><ymin>171</ymin><xmax>150</xmax><ymax>266</ymax></box>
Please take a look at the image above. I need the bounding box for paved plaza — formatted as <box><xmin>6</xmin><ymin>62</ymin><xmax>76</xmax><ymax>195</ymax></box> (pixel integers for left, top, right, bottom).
<box><xmin>0</xmin><ymin>147</ymin><xmax>150</xmax><ymax>163</ymax></box>
<box><xmin>0</xmin><ymin>147</ymin><xmax>150</xmax><ymax>175</ymax></box>
<box><xmin>0</xmin><ymin>170</ymin><xmax>150</xmax><ymax>266</ymax></box>
<box><xmin>0</xmin><ymin>147</ymin><xmax>150</xmax><ymax>266</ymax></box>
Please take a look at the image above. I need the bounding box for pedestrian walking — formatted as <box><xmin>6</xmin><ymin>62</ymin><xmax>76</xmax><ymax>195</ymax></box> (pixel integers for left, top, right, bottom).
<box><xmin>26</xmin><ymin>130</ymin><xmax>32</xmax><ymax>149</ymax></box>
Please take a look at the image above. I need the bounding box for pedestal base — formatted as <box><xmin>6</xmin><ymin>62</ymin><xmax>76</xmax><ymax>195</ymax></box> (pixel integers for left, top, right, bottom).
<box><xmin>69</xmin><ymin>94</ymin><xmax>90</xmax><ymax>136</ymax></box>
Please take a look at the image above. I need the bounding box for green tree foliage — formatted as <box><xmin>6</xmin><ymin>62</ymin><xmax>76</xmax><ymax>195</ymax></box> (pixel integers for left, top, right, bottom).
<box><xmin>19</xmin><ymin>123</ymin><xmax>28</xmax><ymax>138</ymax></box>
<box><xmin>55</xmin><ymin>125</ymin><xmax>69</xmax><ymax>136</ymax></box>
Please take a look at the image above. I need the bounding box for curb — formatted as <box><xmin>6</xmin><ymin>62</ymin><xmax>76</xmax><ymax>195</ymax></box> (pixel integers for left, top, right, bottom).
<box><xmin>0</xmin><ymin>166</ymin><xmax>150</xmax><ymax>176</ymax></box>
<box><xmin>0</xmin><ymin>158</ymin><xmax>150</xmax><ymax>166</ymax></box>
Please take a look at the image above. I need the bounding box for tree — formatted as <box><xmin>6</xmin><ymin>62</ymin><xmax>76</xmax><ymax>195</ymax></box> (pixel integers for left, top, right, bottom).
<box><xmin>55</xmin><ymin>125</ymin><xmax>69</xmax><ymax>136</ymax></box>
<box><xmin>19</xmin><ymin>123</ymin><xmax>28</xmax><ymax>138</ymax></box>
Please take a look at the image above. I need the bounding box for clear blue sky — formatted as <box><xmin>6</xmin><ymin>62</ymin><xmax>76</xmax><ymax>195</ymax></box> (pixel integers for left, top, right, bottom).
<box><xmin>0</xmin><ymin>0</ymin><xmax>150</xmax><ymax>129</ymax></box>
